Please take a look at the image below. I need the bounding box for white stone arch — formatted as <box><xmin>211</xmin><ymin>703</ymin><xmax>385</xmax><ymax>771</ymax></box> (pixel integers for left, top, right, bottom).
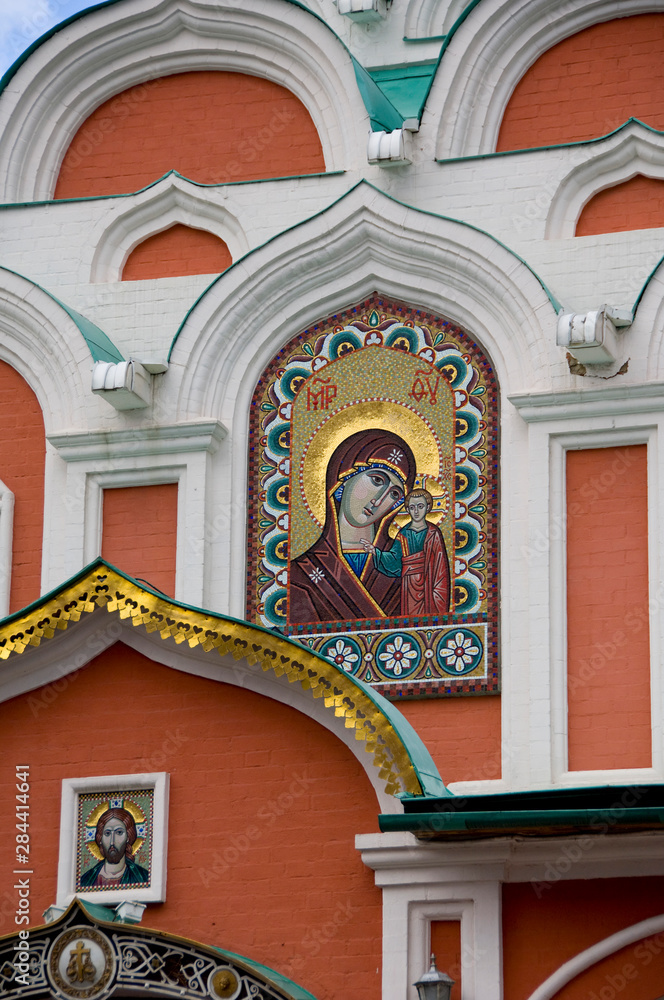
<box><xmin>0</xmin><ymin>0</ymin><xmax>369</xmax><ymax>204</ymax></box>
<box><xmin>167</xmin><ymin>182</ymin><xmax>559</xmax><ymax>615</ymax></box>
<box><xmin>0</xmin><ymin>268</ymin><xmax>97</xmax><ymax>433</ymax></box>
<box><xmin>90</xmin><ymin>173</ymin><xmax>250</xmax><ymax>281</ymax></box>
<box><xmin>404</xmin><ymin>0</ymin><xmax>471</xmax><ymax>41</ymax></box>
<box><xmin>427</xmin><ymin>0</ymin><xmax>664</xmax><ymax>161</ymax></box>
<box><xmin>525</xmin><ymin>913</ymin><xmax>664</xmax><ymax>1000</ymax></box>
<box><xmin>629</xmin><ymin>255</ymin><xmax>664</xmax><ymax>382</ymax></box>
<box><xmin>546</xmin><ymin>121</ymin><xmax>664</xmax><ymax>239</ymax></box>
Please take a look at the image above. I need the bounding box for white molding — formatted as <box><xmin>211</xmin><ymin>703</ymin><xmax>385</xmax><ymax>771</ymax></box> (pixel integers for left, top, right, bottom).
<box><xmin>358</xmin><ymin>832</ymin><xmax>664</xmax><ymax>1000</ymax></box>
<box><xmin>0</xmin><ymin>611</ymin><xmax>399</xmax><ymax>813</ymax></box>
<box><xmin>0</xmin><ymin>481</ymin><xmax>14</xmax><ymax>620</ymax></box>
<box><xmin>507</xmin><ymin>392</ymin><xmax>664</xmax><ymax>787</ymax></box>
<box><xmin>546</xmin><ymin>121</ymin><xmax>664</xmax><ymax>238</ymax></box>
<box><xmin>45</xmin><ymin>423</ymin><xmax>226</xmax><ymax>603</ymax></box>
<box><xmin>0</xmin><ymin>268</ymin><xmax>98</xmax><ymax>433</ymax></box>
<box><xmin>90</xmin><ymin>174</ymin><xmax>250</xmax><ymax>282</ymax></box>
<box><xmin>57</xmin><ymin>772</ymin><xmax>169</xmax><ymax>907</ymax></box>
<box><xmin>47</xmin><ymin>421</ymin><xmax>226</xmax><ymax>462</ymax></box>
<box><xmin>427</xmin><ymin>0</ymin><xmax>664</xmax><ymax>161</ymax></box>
<box><xmin>526</xmin><ymin>913</ymin><xmax>664</xmax><ymax>1000</ymax></box>
<box><xmin>404</xmin><ymin>0</ymin><xmax>468</xmax><ymax>40</ymax></box>
<box><xmin>0</xmin><ymin>0</ymin><xmax>368</xmax><ymax>203</ymax></box>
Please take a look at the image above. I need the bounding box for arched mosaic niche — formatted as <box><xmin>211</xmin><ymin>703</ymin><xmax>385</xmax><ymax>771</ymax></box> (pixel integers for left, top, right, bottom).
<box><xmin>247</xmin><ymin>294</ymin><xmax>499</xmax><ymax>699</ymax></box>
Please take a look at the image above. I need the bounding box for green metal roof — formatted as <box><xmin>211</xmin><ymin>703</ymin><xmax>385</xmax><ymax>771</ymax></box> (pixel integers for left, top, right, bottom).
<box><xmin>381</xmin><ymin>784</ymin><xmax>664</xmax><ymax>840</ymax></box>
<box><xmin>367</xmin><ymin>62</ymin><xmax>437</xmax><ymax>120</ymax></box>
<box><xmin>0</xmin><ymin>265</ymin><xmax>124</xmax><ymax>363</ymax></box>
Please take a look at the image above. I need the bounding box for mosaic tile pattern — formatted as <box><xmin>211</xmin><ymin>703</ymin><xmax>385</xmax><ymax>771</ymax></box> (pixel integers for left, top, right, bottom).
<box><xmin>247</xmin><ymin>294</ymin><xmax>499</xmax><ymax>698</ymax></box>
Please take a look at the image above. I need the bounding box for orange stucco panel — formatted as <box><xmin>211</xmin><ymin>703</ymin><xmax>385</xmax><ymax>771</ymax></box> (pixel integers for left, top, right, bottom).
<box><xmin>576</xmin><ymin>174</ymin><xmax>664</xmax><ymax>236</ymax></box>
<box><xmin>497</xmin><ymin>14</ymin><xmax>664</xmax><ymax>151</ymax></box>
<box><xmin>54</xmin><ymin>71</ymin><xmax>325</xmax><ymax>199</ymax></box>
<box><xmin>566</xmin><ymin>446</ymin><xmax>651</xmax><ymax>771</ymax></box>
<box><xmin>503</xmin><ymin>878</ymin><xmax>664</xmax><ymax>1000</ymax></box>
<box><xmin>0</xmin><ymin>360</ymin><xmax>45</xmax><ymax>614</ymax></box>
<box><xmin>122</xmin><ymin>224</ymin><xmax>233</xmax><ymax>280</ymax></box>
<box><xmin>0</xmin><ymin>644</ymin><xmax>382</xmax><ymax>999</ymax></box>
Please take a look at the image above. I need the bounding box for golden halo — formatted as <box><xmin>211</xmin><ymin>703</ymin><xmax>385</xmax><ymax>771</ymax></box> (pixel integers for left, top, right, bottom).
<box><xmin>299</xmin><ymin>400</ymin><xmax>442</xmax><ymax>530</ymax></box>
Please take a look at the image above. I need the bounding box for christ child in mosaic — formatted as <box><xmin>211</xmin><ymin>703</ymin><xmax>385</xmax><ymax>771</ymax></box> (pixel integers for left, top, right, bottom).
<box><xmin>361</xmin><ymin>488</ymin><xmax>450</xmax><ymax>616</ymax></box>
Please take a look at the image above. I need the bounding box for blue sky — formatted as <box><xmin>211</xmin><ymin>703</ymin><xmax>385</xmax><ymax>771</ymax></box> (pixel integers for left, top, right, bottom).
<box><xmin>0</xmin><ymin>0</ymin><xmax>99</xmax><ymax>80</ymax></box>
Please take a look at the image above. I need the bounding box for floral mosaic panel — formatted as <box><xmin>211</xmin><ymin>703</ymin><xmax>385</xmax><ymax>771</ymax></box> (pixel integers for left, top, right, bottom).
<box><xmin>247</xmin><ymin>294</ymin><xmax>499</xmax><ymax>698</ymax></box>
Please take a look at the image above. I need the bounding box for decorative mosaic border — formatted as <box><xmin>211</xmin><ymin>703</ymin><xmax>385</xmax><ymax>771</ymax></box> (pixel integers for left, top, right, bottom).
<box><xmin>247</xmin><ymin>294</ymin><xmax>500</xmax><ymax>698</ymax></box>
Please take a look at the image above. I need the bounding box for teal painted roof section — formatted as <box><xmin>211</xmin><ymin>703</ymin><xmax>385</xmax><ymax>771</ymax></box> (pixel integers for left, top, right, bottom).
<box><xmin>55</xmin><ymin>299</ymin><xmax>125</xmax><ymax>363</ymax></box>
<box><xmin>352</xmin><ymin>57</ymin><xmax>404</xmax><ymax>131</ymax></box>
<box><xmin>368</xmin><ymin>62</ymin><xmax>437</xmax><ymax>120</ymax></box>
<box><xmin>213</xmin><ymin>949</ymin><xmax>318</xmax><ymax>1000</ymax></box>
<box><xmin>0</xmin><ymin>265</ymin><xmax>124</xmax><ymax>363</ymax></box>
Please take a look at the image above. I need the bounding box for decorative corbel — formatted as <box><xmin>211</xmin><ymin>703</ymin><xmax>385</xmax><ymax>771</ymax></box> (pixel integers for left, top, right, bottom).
<box><xmin>556</xmin><ymin>305</ymin><xmax>632</xmax><ymax>366</ymax></box>
<box><xmin>367</xmin><ymin>128</ymin><xmax>412</xmax><ymax>166</ymax></box>
<box><xmin>91</xmin><ymin>359</ymin><xmax>167</xmax><ymax>410</ymax></box>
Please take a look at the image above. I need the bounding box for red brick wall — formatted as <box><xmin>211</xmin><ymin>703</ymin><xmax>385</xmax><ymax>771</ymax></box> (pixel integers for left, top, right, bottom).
<box><xmin>54</xmin><ymin>71</ymin><xmax>325</xmax><ymax>198</ymax></box>
<box><xmin>497</xmin><ymin>14</ymin><xmax>664</xmax><ymax>151</ymax></box>
<box><xmin>122</xmin><ymin>224</ymin><xmax>233</xmax><ymax>280</ymax></box>
<box><xmin>576</xmin><ymin>174</ymin><xmax>664</xmax><ymax>236</ymax></box>
<box><xmin>0</xmin><ymin>644</ymin><xmax>382</xmax><ymax>1000</ymax></box>
<box><xmin>399</xmin><ymin>696</ymin><xmax>501</xmax><ymax>785</ymax></box>
<box><xmin>566</xmin><ymin>446</ymin><xmax>651</xmax><ymax>771</ymax></box>
<box><xmin>503</xmin><ymin>879</ymin><xmax>664</xmax><ymax>1000</ymax></box>
<box><xmin>0</xmin><ymin>360</ymin><xmax>45</xmax><ymax>613</ymax></box>
<box><xmin>101</xmin><ymin>484</ymin><xmax>178</xmax><ymax>596</ymax></box>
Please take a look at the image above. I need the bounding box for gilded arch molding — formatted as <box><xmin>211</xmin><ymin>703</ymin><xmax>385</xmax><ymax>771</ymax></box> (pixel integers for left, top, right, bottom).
<box><xmin>0</xmin><ymin>560</ymin><xmax>447</xmax><ymax>802</ymax></box>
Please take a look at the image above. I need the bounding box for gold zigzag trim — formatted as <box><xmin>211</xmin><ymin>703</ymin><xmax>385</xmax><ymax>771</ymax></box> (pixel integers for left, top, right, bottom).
<box><xmin>0</xmin><ymin>569</ymin><xmax>422</xmax><ymax>797</ymax></box>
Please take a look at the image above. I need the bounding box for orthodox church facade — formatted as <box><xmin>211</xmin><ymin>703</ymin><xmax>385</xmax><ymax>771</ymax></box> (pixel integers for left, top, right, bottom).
<box><xmin>1</xmin><ymin>1</ymin><xmax>664</xmax><ymax>999</ymax></box>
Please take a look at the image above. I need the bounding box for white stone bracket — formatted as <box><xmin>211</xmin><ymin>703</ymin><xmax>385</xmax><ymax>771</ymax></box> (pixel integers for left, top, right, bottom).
<box><xmin>556</xmin><ymin>305</ymin><xmax>632</xmax><ymax>365</ymax></box>
<box><xmin>336</xmin><ymin>0</ymin><xmax>388</xmax><ymax>22</ymax></box>
<box><xmin>91</xmin><ymin>360</ymin><xmax>157</xmax><ymax>410</ymax></box>
<box><xmin>368</xmin><ymin>128</ymin><xmax>412</xmax><ymax>166</ymax></box>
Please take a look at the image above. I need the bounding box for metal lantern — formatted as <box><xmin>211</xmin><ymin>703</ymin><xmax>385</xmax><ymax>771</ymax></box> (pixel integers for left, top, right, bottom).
<box><xmin>414</xmin><ymin>954</ymin><xmax>455</xmax><ymax>1000</ymax></box>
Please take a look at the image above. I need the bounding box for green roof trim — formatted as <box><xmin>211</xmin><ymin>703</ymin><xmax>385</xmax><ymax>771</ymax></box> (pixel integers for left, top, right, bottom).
<box><xmin>633</xmin><ymin>248</ymin><xmax>664</xmax><ymax>316</ymax></box>
<box><xmin>436</xmin><ymin>117</ymin><xmax>664</xmax><ymax>164</ymax></box>
<box><xmin>0</xmin><ymin>265</ymin><xmax>124</xmax><ymax>364</ymax></box>
<box><xmin>351</xmin><ymin>57</ymin><xmax>404</xmax><ymax>131</ymax></box>
<box><xmin>168</xmin><ymin>178</ymin><xmax>562</xmax><ymax>361</ymax></box>
<box><xmin>213</xmin><ymin>949</ymin><xmax>318</xmax><ymax>1000</ymax></box>
<box><xmin>1</xmin><ymin>556</ymin><xmax>448</xmax><ymax>800</ymax></box>
<box><xmin>404</xmin><ymin>0</ymin><xmax>482</xmax><ymax>42</ymax></box>
<box><xmin>55</xmin><ymin>299</ymin><xmax>125</xmax><ymax>363</ymax></box>
<box><xmin>367</xmin><ymin>62</ymin><xmax>437</xmax><ymax>120</ymax></box>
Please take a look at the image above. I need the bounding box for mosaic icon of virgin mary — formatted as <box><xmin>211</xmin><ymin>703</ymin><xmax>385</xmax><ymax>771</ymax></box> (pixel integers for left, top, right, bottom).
<box><xmin>289</xmin><ymin>429</ymin><xmax>416</xmax><ymax>623</ymax></box>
